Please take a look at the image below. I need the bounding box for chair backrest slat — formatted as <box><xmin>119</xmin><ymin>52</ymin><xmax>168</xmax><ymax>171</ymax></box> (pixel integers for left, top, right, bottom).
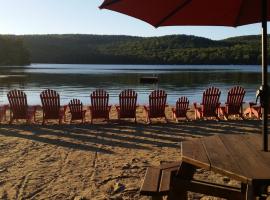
<box><xmin>90</xmin><ymin>89</ymin><xmax>109</xmax><ymax>118</ymax></box>
<box><xmin>226</xmin><ymin>86</ymin><xmax>245</xmax><ymax>114</ymax></box>
<box><xmin>7</xmin><ymin>89</ymin><xmax>28</xmax><ymax>118</ymax></box>
<box><xmin>69</xmin><ymin>98</ymin><xmax>83</xmax><ymax>120</ymax></box>
<box><xmin>119</xmin><ymin>89</ymin><xmax>137</xmax><ymax>117</ymax></box>
<box><xmin>40</xmin><ymin>89</ymin><xmax>60</xmax><ymax>119</ymax></box>
<box><xmin>227</xmin><ymin>86</ymin><xmax>245</xmax><ymax>105</ymax></box>
<box><xmin>176</xmin><ymin>96</ymin><xmax>189</xmax><ymax>117</ymax></box>
<box><xmin>202</xmin><ymin>87</ymin><xmax>221</xmax><ymax>114</ymax></box>
<box><xmin>149</xmin><ymin>90</ymin><xmax>167</xmax><ymax>117</ymax></box>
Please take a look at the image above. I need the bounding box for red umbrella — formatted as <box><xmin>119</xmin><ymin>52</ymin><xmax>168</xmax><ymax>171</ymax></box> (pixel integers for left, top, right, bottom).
<box><xmin>100</xmin><ymin>0</ymin><xmax>270</xmax><ymax>151</ymax></box>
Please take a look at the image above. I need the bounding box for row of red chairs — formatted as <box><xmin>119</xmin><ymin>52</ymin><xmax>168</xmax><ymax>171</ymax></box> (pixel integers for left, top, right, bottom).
<box><xmin>0</xmin><ymin>86</ymin><xmax>261</xmax><ymax>124</ymax></box>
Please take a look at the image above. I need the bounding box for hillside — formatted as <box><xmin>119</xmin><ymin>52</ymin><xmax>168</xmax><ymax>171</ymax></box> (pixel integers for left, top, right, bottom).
<box><xmin>0</xmin><ymin>36</ymin><xmax>30</xmax><ymax>66</ymax></box>
<box><xmin>8</xmin><ymin>34</ymin><xmax>270</xmax><ymax>65</ymax></box>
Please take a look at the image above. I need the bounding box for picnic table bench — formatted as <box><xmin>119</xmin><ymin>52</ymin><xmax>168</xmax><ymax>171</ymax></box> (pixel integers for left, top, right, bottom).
<box><xmin>140</xmin><ymin>134</ymin><xmax>270</xmax><ymax>199</ymax></box>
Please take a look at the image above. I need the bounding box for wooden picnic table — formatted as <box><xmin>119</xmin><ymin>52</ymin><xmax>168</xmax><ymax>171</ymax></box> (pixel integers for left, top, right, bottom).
<box><xmin>140</xmin><ymin>134</ymin><xmax>270</xmax><ymax>199</ymax></box>
<box><xmin>181</xmin><ymin>134</ymin><xmax>270</xmax><ymax>199</ymax></box>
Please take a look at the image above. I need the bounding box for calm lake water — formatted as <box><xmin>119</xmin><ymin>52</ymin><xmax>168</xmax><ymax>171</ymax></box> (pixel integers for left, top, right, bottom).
<box><xmin>0</xmin><ymin>64</ymin><xmax>267</xmax><ymax>105</ymax></box>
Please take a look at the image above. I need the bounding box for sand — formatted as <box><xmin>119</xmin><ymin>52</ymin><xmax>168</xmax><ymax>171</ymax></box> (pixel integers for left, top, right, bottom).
<box><xmin>0</xmin><ymin>106</ymin><xmax>261</xmax><ymax>200</ymax></box>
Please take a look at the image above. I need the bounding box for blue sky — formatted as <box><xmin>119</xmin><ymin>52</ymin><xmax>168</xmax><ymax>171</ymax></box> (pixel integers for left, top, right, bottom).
<box><xmin>0</xmin><ymin>0</ymin><xmax>268</xmax><ymax>40</ymax></box>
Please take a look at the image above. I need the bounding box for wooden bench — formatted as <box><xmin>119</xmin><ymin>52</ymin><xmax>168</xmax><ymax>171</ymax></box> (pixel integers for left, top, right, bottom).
<box><xmin>140</xmin><ymin>161</ymin><xmax>247</xmax><ymax>200</ymax></box>
<box><xmin>140</xmin><ymin>135</ymin><xmax>270</xmax><ymax>199</ymax></box>
<box><xmin>140</xmin><ymin>161</ymin><xmax>180</xmax><ymax>199</ymax></box>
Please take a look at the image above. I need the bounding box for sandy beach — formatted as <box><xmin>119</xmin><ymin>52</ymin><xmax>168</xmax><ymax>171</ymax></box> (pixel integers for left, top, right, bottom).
<box><xmin>0</xmin><ymin>106</ymin><xmax>261</xmax><ymax>200</ymax></box>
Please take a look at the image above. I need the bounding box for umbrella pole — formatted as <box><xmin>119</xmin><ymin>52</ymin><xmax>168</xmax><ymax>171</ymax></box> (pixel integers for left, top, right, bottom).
<box><xmin>262</xmin><ymin>0</ymin><xmax>268</xmax><ymax>151</ymax></box>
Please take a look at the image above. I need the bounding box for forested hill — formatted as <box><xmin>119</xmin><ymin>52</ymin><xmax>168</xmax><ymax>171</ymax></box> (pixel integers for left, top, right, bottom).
<box><xmin>10</xmin><ymin>34</ymin><xmax>270</xmax><ymax>65</ymax></box>
<box><xmin>0</xmin><ymin>36</ymin><xmax>30</xmax><ymax>66</ymax></box>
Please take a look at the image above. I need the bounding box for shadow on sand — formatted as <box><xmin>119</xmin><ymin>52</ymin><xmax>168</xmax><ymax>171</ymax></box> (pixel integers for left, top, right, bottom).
<box><xmin>0</xmin><ymin>120</ymin><xmax>261</xmax><ymax>154</ymax></box>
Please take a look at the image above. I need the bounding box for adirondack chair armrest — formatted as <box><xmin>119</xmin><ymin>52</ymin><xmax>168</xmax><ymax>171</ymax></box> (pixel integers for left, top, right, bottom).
<box><xmin>108</xmin><ymin>105</ymin><xmax>112</xmax><ymax>111</ymax></box>
<box><xmin>2</xmin><ymin>104</ymin><xmax>9</xmax><ymax>110</ymax></box>
<box><xmin>62</xmin><ymin>105</ymin><xmax>68</xmax><ymax>112</ymax></box>
<box><xmin>28</xmin><ymin>105</ymin><xmax>38</xmax><ymax>112</ymax></box>
<box><xmin>143</xmin><ymin>105</ymin><xmax>149</xmax><ymax>112</ymax></box>
<box><xmin>249</xmin><ymin>102</ymin><xmax>257</xmax><ymax>107</ymax></box>
<box><xmin>115</xmin><ymin>105</ymin><xmax>120</xmax><ymax>110</ymax></box>
<box><xmin>59</xmin><ymin>105</ymin><xmax>68</xmax><ymax>118</ymax></box>
<box><xmin>193</xmin><ymin>102</ymin><xmax>200</xmax><ymax>109</ymax></box>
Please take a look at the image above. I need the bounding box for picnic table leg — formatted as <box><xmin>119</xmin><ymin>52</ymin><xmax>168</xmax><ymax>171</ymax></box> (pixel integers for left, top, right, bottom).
<box><xmin>245</xmin><ymin>184</ymin><xmax>258</xmax><ymax>200</ymax></box>
<box><xmin>169</xmin><ymin>162</ymin><xmax>196</xmax><ymax>200</ymax></box>
<box><xmin>151</xmin><ymin>196</ymin><xmax>163</xmax><ymax>200</ymax></box>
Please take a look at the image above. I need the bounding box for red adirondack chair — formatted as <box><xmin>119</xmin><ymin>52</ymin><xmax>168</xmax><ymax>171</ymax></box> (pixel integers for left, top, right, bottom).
<box><xmin>144</xmin><ymin>90</ymin><xmax>168</xmax><ymax>123</ymax></box>
<box><xmin>7</xmin><ymin>89</ymin><xmax>37</xmax><ymax>124</ymax></box>
<box><xmin>194</xmin><ymin>87</ymin><xmax>221</xmax><ymax>120</ymax></box>
<box><xmin>172</xmin><ymin>96</ymin><xmax>190</xmax><ymax>122</ymax></box>
<box><xmin>116</xmin><ymin>89</ymin><xmax>138</xmax><ymax>122</ymax></box>
<box><xmin>218</xmin><ymin>86</ymin><xmax>245</xmax><ymax>120</ymax></box>
<box><xmin>68</xmin><ymin>99</ymin><xmax>86</xmax><ymax>123</ymax></box>
<box><xmin>90</xmin><ymin>89</ymin><xmax>111</xmax><ymax>123</ymax></box>
<box><xmin>40</xmin><ymin>89</ymin><xmax>67</xmax><ymax>125</ymax></box>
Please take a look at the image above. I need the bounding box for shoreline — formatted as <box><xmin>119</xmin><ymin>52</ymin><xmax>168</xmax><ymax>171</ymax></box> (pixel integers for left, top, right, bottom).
<box><xmin>0</xmin><ymin>105</ymin><xmax>258</xmax><ymax>125</ymax></box>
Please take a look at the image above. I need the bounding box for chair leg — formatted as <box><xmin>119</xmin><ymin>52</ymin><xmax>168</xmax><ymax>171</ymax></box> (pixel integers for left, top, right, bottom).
<box><xmin>9</xmin><ymin>118</ymin><xmax>13</xmax><ymax>125</ymax></box>
<box><xmin>4</xmin><ymin>109</ymin><xmax>7</xmax><ymax>121</ymax></box>
<box><xmin>165</xmin><ymin>116</ymin><xmax>168</xmax><ymax>123</ymax></box>
<box><xmin>185</xmin><ymin>114</ymin><xmax>189</xmax><ymax>122</ymax></box>
<box><xmin>169</xmin><ymin>162</ymin><xmax>196</xmax><ymax>200</ymax></box>
<box><xmin>26</xmin><ymin>117</ymin><xmax>30</xmax><ymax>125</ymax></box>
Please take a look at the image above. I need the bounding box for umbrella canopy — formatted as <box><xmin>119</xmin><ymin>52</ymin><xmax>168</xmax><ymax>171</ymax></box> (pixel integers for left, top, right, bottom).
<box><xmin>100</xmin><ymin>0</ymin><xmax>270</xmax><ymax>151</ymax></box>
<box><xmin>100</xmin><ymin>0</ymin><xmax>270</xmax><ymax>27</ymax></box>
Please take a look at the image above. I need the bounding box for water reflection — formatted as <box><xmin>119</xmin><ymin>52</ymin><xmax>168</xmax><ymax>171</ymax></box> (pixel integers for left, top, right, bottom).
<box><xmin>0</xmin><ymin>64</ymin><xmax>265</xmax><ymax>105</ymax></box>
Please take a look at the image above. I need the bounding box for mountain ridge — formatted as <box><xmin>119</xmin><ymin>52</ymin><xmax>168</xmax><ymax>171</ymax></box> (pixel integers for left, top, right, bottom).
<box><xmin>1</xmin><ymin>34</ymin><xmax>269</xmax><ymax>65</ymax></box>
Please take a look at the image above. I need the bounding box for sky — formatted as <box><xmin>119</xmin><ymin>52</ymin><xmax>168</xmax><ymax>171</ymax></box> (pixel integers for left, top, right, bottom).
<box><xmin>0</xmin><ymin>0</ymin><xmax>268</xmax><ymax>40</ymax></box>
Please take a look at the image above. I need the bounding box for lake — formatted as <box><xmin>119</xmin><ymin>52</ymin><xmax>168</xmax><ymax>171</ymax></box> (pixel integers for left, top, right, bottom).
<box><xmin>0</xmin><ymin>64</ymin><xmax>266</xmax><ymax>105</ymax></box>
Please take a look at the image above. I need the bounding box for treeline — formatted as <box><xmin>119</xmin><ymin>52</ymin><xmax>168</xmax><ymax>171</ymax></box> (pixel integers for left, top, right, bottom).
<box><xmin>0</xmin><ymin>36</ymin><xmax>30</xmax><ymax>66</ymax></box>
<box><xmin>7</xmin><ymin>34</ymin><xmax>270</xmax><ymax>65</ymax></box>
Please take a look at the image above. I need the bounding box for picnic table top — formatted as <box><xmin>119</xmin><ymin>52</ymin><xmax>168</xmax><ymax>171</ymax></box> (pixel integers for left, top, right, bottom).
<box><xmin>181</xmin><ymin>134</ymin><xmax>270</xmax><ymax>184</ymax></box>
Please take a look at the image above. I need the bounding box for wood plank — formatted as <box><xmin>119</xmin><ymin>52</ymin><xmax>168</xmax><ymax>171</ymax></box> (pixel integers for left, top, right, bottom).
<box><xmin>159</xmin><ymin>168</ymin><xmax>174</xmax><ymax>195</ymax></box>
<box><xmin>240</xmin><ymin>134</ymin><xmax>270</xmax><ymax>180</ymax></box>
<box><xmin>161</xmin><ymin>163</ymin><xmax>181</xmax><ymax>196</ymax></box>
<box><xmin>202</xmin><ymin>135</ymin><xmax>248</xmax><ymax>183</ymax></box>
<box><xmin>172</xmin><ymin>178</ymin><xmax>243</xmax><ymax>199</ymax></box>
<box><xmin>219</xmin><ymin>134</ymin><xmax>270</xmax><ymax>183</ymax></box>
<box><xmin>140</xmin><ymin>167</ymin><xmax>161</xmax><ymax>195</ymax></box>
<box><xmin>159</xmin><ymin>161</ymin><xmax>181</xmax><ymax>170</ymax></box>
<box><xmin>181</xmin><ymin>139</ymin><xmax>210</xmax><ymax>170</ymax></box>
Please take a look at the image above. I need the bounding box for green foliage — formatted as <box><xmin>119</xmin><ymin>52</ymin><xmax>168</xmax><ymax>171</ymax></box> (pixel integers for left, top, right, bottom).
<box><xmin>10</xmin><ymin>34</ymin><xmax>270</xmax><ymax>65</ymax></box>
<box><xmin>0</xmin><ymin>36</ymin><xmax>30</xmax><ymax>66</ymax></box>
